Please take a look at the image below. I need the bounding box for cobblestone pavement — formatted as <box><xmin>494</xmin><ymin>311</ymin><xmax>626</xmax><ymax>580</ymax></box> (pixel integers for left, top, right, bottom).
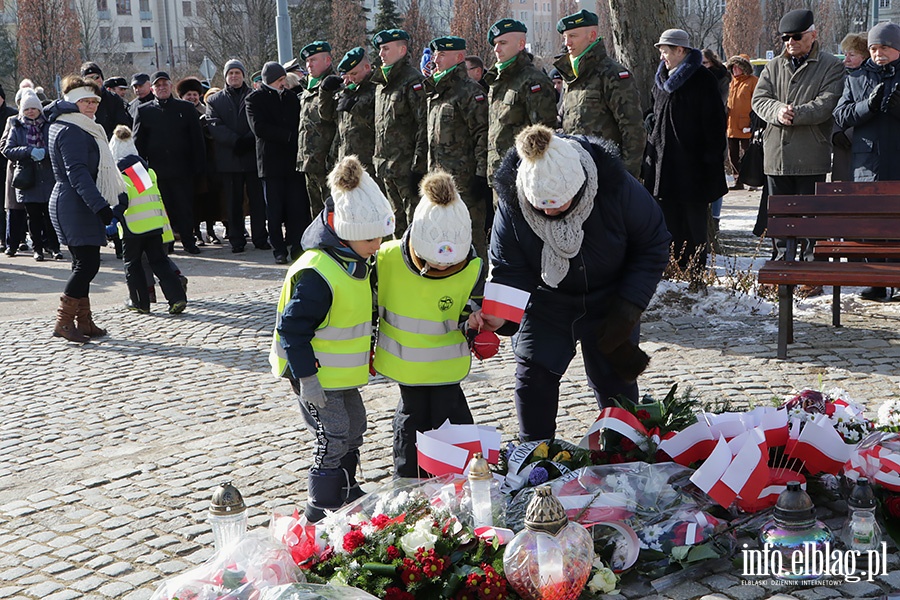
<box><xmin>2</xmin><ymin>191</ymin><xmax>900</xmax><ymax>600</ymax></box>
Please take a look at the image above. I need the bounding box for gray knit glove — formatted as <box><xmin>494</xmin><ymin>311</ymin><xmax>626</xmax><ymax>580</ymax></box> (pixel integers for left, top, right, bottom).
<box><xmin>300</xmin><ymin>375</ymin><xmax>328</xmax><ymax>409</ymax></box>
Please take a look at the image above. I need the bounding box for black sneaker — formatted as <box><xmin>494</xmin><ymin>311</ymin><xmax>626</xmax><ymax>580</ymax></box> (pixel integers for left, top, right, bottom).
<box><xmin>184</xmin><ymin>246</ymin><xmax>201</xmax><ymax>255</ymax></box>
<box><xmin>125</xmin><ymin>299</ymin><xmax>150</xmax><ymax>314</ymax></box>
<box><xmin>168</xmin><ymin>300</ymin><xmax>187</xmax><ymax>315</ymax></box>
<box><xmin>256</xmin><ymin>242</ymin><xmax>272</xmax><ymax>250</ymax></box>
<box><xmin>52</xmin><ymin>251</ymin><xmax>64</xmax><ymax>260</ymax></box>
<box><xmin>5</xmin><ymin>246</ymin><xmax>16</xmax><ymax>257</ymax></box>
<box><xmin>275</xmin><ymin>254</ymin><xmax>288</xmax><ymax>265</ymax></box>
<box><xmin>34</xmin><ymin>251</ymin><xmax>44</xmax><ymax>262</ymax></box>
<box><xmin>231</xmin><ymin>246</ymin><xmax>245</xmax><ymax>253</ymax></box>
<box><xmin>18</xmin><ymin>243</ymin><xmax>28</xmax><ymax>252</ymax></box>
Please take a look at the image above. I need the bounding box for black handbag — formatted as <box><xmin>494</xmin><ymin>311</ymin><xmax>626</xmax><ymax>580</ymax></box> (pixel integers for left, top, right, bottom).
<box><xmin>11</xmin><ymin>159</ymin><xmax>36</xmax><ymax>190</ymax></box>
<box><xmin>739</xmin><ymin>113</ymin><xmax>766</xmax><ymax>188</ymax></box>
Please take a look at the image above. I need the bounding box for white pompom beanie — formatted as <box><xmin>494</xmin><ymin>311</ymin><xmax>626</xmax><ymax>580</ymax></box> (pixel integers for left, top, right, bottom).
<box><xmin>329</xmin><ymin>156</ymin><xmax>396</xmax><ymax>241</ymax></box>
<box><xmin>409</xmin><ymin>171</ymin><xmax>471</xmax><ymax>266</ymax></box>
<box><xmin>515</xmin><ymin>128</ymin><xmax>586</xmax><ymax>209</ymax></box>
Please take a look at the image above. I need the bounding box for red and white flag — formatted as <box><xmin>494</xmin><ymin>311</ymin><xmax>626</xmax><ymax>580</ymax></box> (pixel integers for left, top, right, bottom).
<box><xmin>416</xmin><ymin>431</ymin><xmax>471</xmax><ymax>476</ymax></box>
<box><xmin>786</xmin><ymin>415</ymin><xmax>851</xmax><ymax>475</ymax></box>
<box><xmin>719</xmin><ymin>429</ymin><xmax>769</xmax><ymax>506</ymax></box>
<box><xmin>658</xmin><ymin>420</ymin><xmax>716</xmax><ymax>466</ymax></box>
<box><xmin>482</xmin><ymin>282</ymin><xmax>530</xmax><ymax>323</ymax></box>
<box><xmin>124</xmin><ymin>161</ymin><xmax>153</xmax><ymax>193</ymax></box>
<box><xmin>690</xmin><ymin>436</ymin><xmax>735</xmax><ymax>507</ymax></box>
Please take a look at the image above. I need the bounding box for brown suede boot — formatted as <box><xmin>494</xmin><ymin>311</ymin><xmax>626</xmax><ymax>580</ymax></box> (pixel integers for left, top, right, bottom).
<box><xmin>53</xmin><ymin>295</ymin><xmax>90</xmax><ymax>343</ymax></box>
<box><xmin>75</xmin><ymin>297</ymin><xmax>107</xmax><ymax>338</ymax></box>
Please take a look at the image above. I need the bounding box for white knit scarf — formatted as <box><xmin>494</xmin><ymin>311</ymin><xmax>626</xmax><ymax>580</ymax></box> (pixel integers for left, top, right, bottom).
<box><xmin>55</xmin><ymin>112</ymin><xmax>125</xmax><ymax>206</ymax></box>
<box><xmin>517</xmin><ymin>144</ymin><xmax>599</xmax><ymax>288</ymax></box>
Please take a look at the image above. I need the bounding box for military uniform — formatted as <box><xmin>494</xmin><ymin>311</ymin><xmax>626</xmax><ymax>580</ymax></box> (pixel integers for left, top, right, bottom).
<box><xmin>484</xmin><ymin>51</ymin><xmax>558</xmax><ymax>183</ymax></box>
<box><xmin>335</xmin><ymin>74</ymin><xmax>377</xmax><ymax>178</ymax></box>
<box><xmin>372</xmin><ymin>54</ymin><xmax>428</xmax><ymax>234</ymax></box>
<box><xmin>553</xmin><ymin>40</ymin><xmax>645</xmax><ymax>177</ymax></box>
<box><xmin>425</xmin><ymin>64</ymin><xmax>489</xmax><ymax>258</ymax></box>
<box><xmin>297</xmin><ymin>66</ymin><xmax>338</xmax><ymax>218</ymax></box>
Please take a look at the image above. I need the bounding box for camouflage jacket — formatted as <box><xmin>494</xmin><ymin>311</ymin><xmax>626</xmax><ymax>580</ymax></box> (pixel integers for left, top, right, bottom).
<box><xmin>297</xmin><ymin>66</ymin><xmax>338</xmax><ymax>174</ymax></box>
<box><xmin>335</xmin><ymin>73</ymin><xmax>376</xmax><ymax>174</ymax></box>
<box><xmin>425</xmin><ymin>64</ymin><xmax>488</xmax><ymax>186</ymax></box>
<box><xmin>484</xmin><ymin>51</ymin><xmax>558</xmax><ymax>182</ymax></box>
<box><xmin>554</xmin><ymin>40</ymin><xmax>645</xmax><ymax>177</ymax></box>
<box><xmin>371</xmin><ymin>54</ymin><xmax>428</xmax><ymax>178</ymax></box>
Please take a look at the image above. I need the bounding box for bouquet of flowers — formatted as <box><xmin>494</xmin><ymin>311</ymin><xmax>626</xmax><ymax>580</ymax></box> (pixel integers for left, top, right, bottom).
<box><xmin>783</xmin><ymin>388</ymin><xmax>873</xmax><ymax>443</ymax></box>
<box><xmin>497</xmin><ymin>439</ymin><xmax>593</xmax><ymax>494</ymax></box>
<box><xmin>876</xmin><ymin>399</ymin><xmax>900</xmax><ymax>433</ymax></box>
<box><xmin>291</xmin><ymin>480</ymin><xmax>519</xmax><ymax>600</ymax></box>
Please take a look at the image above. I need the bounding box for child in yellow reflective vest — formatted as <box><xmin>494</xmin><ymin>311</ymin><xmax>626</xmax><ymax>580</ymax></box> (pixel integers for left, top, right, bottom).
<box><xmin>270</xmin><ymin>156</ymin><xmax>395</xmax><ymax>522</ymax></box>
<box><xmin>373</xmin><ymin>171</ymin><xmax>491</xmax><ymax>477</ymax></box>
<box><xmin>108</xmin><ymin>125</ymin><xmax>187</xmax><ymax>314</ymax></box>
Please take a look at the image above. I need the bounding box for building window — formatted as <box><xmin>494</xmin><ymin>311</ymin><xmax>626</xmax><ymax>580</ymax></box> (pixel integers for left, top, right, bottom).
<box><xmin>184</xmin><ymin>26</ymin><xmax>195</xmax><ymax>40</ymax></box>
<box><xmin>116</xmin><ymin>0</ymin><xmax>130</xmax><ymax>15</ymax></box>
<box><xmin>142</xmin><ymin>26</ymin><xmax>151</xmax><ymax>38</ymax></box>
<box><xmin>139</xmin><ymin>0</ymin><xmax>148</xmax><ymax>9</ymax></box>
<box><xmin>880</xmin><ymin>0</ymin><xmax>891</xmax><ymax>8</ymax></box>
<box><xmin>119</xmin><ymin>26</ymin><xmax>134</xmax><ymax>42</ymax></box>
<box><xmin>182</xmin><ymin>1</ymin><xmax>191</xmax><ymax>16</ymax></box>
<box><xmin>97</xmin><ymin>0</ymin><xmax>107</xmax><ymax>9</ymax></box>
<box><xmin>100</xmin><ymin>27</ymin><xmax>111</xmax><ymax>40</ymax></box>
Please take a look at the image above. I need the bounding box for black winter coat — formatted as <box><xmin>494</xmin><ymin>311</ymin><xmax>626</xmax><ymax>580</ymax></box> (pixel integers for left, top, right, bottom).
<box><xmin>832</xmin><ymin>58</ymin><xmax>900</xmax><ymax>182</ymax></box>
<box><xmin>205</xmin><ymin>84</ymin><xmax>256</xmax><ymax>174</ymax></box>
<box><xmin>245</xmin><ymin>84</ymin><xmax>300</xmax><ymax>178</ymax></box>
<box><xmin>95</xmin><ymin>87</ymin><xmax>132</xmax><ymax>139</ymax></box>
<box><xmin>491</xmin><ymin>136</ymin><xmax>671</xmax><ymax>373</ymax></box>
<box><xmin>642</xmin><ymin>48</ymin><xmax>728</xmax><ymax>204</ymax></box>
<box><xmin>133</xmin><ymin>97</ymin><xmax>206</xmax><ymax>179</ymax></box>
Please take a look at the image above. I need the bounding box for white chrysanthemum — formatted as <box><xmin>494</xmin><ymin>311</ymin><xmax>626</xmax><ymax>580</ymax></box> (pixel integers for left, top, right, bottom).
<box><xmin>877</xmin><ymin>400</ymin><xmax>900</xmax><ymax>428</ymax></box>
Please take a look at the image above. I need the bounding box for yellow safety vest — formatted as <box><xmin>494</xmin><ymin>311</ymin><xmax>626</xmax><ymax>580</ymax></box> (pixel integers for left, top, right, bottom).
<box><xmin>117</xmin><ymin>167</ymin><xmax>174</xmax><ymax>243</ymax></box>
<box><xmin>373</xmin><ymin>240</ymin><xmax>481</xmax><ymax>385</ymax></box>
<box><xmin>269</xmin><ymin>249</ymin><xmax>373</xmax><ymax>389</ymax></box>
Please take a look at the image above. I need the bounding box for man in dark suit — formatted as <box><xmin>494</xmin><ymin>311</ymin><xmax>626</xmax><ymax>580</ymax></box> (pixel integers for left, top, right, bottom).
<box><xmin>246</xmin><ymin>62</ymin><xmax>310</xmax><ymax>264</ymax></box>
<box><xmin>205</xmin><ymin>58</ymin><xmax>269</xmax><ymax>255</ymax></box>
<box><xmin>80</xmin><ymin>62</ymin><xmax>132</xmax><ymax>138</ymax></box>
<box><xmin>133</xmin><ymin>71</ymin><xmax>207</xmax><ymax>254</ymax></box>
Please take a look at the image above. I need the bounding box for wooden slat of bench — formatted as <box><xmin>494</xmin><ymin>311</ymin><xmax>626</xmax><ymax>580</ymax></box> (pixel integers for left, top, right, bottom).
<box><xmin>814</xmin><ymin>241</ymin><xmax>900</xmax><ymax>260</ymax></box>
<box><xmin>758</xmin><ymin>261</ymin><xmax>900</xmax><ymax>286</ymax></box>
<box><xmin>766</xmin><ymin>216</ymin><xmax>900</xmax><ymax>239</ymax></box>
<box><xmin>768</xmin><ymin>195</ymin><xmax>900</xmax><ymax>215</ymax></box>
<box><xmin>816</xmin><ymin>181</ymin><xmax>900</xmax><ymax>195</ymax></box>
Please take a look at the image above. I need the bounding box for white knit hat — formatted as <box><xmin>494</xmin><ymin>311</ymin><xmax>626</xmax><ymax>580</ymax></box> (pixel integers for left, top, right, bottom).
<box><xmin>108</xmin><ymin>125</ymin><xmax>139</xmax><ymax>162</ymax></box>
<box><xmin>409</xmin><ymin>171</ymin><xmax>472</xmax><ymax>266</ymax></box>
<box><xmin>18</xmin><ymin>90</ymin><xmax>42</xmax><ymax>115</ymax></box>
<box><xmin>329</xmin><ymin>156</ymin><xmax>396</xmax><ymax>241</ymax></box>
<box><xmin>515</xmin><ymin>124</ymin><xmax>585</xmax><ymax>209</ymax></box>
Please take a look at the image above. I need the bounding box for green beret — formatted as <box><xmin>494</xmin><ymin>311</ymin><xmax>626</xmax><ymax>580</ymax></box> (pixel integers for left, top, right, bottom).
<box><xmin>429</xmin><ymin>35</ymin><xmax>466</xmax><ymax>52</ymax></box>
<box><xmin>557</xmin><ymin>9</ymin><xmax>599</xmax><ymax>34</ymax></box>
<box><xmin>488</xmin><ymin>19</ymin><xmax>527</xmax><ymax>45</ymax></box>
<box><xmin>300</xmin><ymin>41</ymin><xmax>332</xmax><ymax>61</ymax></box>
<box><xmin>250</xmin><ymin>71</ymin><xmax>262</xmax><ymax>83</ymax></box>
<box><xmin>372</xmin><ymin>29</ymin><xmax>410</xmax><ymax>49</ymax></box>
<box><xmin>338</xmin><ymin>47</ymin><xmax>367</xmax><ymax>74</ymax></box>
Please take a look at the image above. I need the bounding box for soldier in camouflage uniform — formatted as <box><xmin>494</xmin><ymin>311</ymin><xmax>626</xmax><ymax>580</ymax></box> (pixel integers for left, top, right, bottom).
<box><xmin>553</xmin><ymin>10</ymin><xmax>645</xmax><ymax>178</ymax></box>
<box><xmin>484</xmin><ymin>19</ymin><xmax>558</xmax><ymax>184</ymax></box>
<box><xmin>333</xmin><ymin>47</ymin><xmax>377</xmax><ymax>178</ymax></box>
<box><xmin>371</xmin><ymin>29</ymin><xmax>428</xmax><ymax>235</ymax></box>
<box><xmin>424</xmin><ymin>35</ymin><xmax>490</xmax><ymax>259</ymax></box>
<box><xmin>297</xmin><ymin>41</ymin><xmax>339</xmax><ymax>219</ymax></box>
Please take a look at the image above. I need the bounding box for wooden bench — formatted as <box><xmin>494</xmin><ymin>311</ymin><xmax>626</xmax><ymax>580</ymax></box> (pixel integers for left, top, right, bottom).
<box><xmin>811</xmin><ymin>181</ymin><xmax>900</xmax><ymax>263</ymax></box>
<box><xmin>757</xmin><ymin>194</ymin><xmax>900</xmax><ymax>358</ymax></box>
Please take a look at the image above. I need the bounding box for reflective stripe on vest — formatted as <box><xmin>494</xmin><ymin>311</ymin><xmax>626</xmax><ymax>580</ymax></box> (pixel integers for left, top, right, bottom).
<box><xmin>119</xmin><ymin>168</ymin><xmax>173</xmax><ymax>242</ymax></box>
<box><xmin>373</xmin><ymin>240</ymin><xmax>481</xmax><ymax>385</ymax></box>
<box><xmin>269</xmin><ymin>249</ymin><xmax>373</xmax><ymax>389</ymax></box>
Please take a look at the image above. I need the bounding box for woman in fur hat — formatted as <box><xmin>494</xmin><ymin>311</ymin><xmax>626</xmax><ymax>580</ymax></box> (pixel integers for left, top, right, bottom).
<box><xmin>469</xmin><ymin>124</ymin><xmax>670</xmax><ymax>442</ymax></box>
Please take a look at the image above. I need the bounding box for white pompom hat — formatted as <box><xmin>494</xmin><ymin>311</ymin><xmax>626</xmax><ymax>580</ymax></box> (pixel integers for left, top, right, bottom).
<box><xmin>409</xmin><ymin>171</ymin><xmax>472</xmax><ymax>266</ymax></box>
<box><xmin>515</xmin><ymin>124</ymin><xmax>585</xmax><ymax>209</ymax></box>
<box><xmin>329</xmin><ymin>156</ymin><xmax>396</xmax><ymax>241</ymax></box>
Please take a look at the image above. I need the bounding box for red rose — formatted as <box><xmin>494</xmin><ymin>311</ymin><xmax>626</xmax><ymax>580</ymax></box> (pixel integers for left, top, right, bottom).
<box><xmin>885</xmin><ymin>494</ymin><xmax>900</xmax><ymax>519</ymax></box>
<box><xmin>386</xmin><ymin>545</ymin><xmax>401</xmax><ymax>560</ymax></box>
<box><xmin>636</xmin><ymin>409</ymin><xmax>652</xmax><ymax>422</ymax></box>
<box><xmin>385</xmin><ymin>587</ymin><xmax>415</xmax><ymax>600</ymax></box>
<box><xmin>342</xmin><ymin>530</ymin><xmax>366</xmax><ymax>553</ymax></box>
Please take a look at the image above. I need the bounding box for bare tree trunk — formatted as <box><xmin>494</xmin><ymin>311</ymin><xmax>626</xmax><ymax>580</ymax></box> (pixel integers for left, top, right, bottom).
<box><xmin>606</xmin><ymin>0</ymin><xmax>675</xmax><ymax>112</ymax></box>
<box><xmin>723</xmin><ymin>0</ymin><xmax>762</xmax><ymax>59</ymax></box>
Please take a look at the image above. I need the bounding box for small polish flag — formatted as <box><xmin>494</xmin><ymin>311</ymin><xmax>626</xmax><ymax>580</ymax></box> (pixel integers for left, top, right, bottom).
<box><xmin>124</xmin><ymin>162</ymin><xmax>153</xmax><ymax>193</ymax></box>
<box><xmin>482</xmin><ymin>281</ymin><xmax>530</xmax><ymax>323</ymax></box>
<box><xmin>658</xmin><ymin>420</ymin><xmax>715</xmax><ymax>466</ymax></box>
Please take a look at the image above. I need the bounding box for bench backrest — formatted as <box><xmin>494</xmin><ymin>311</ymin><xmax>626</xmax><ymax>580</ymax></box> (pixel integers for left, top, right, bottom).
<box><xmin>767</xmin><ymin>194</ymin><xmax>900</xmax><ymax>239</ymax></box>
<box><xmin>815</xmin><ymin>181</ymin><xmax>900</xmax><ymax>195</ymax></box>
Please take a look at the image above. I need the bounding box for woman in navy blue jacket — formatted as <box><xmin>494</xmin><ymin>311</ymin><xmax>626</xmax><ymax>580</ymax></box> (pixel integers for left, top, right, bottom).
<box><xmin>47</xmin><ymin>75</ymin><xmax>124</xmax><ymax>343</ymax></box>
<box><xmin>470</xmin><ymin>124</ymin><xmax>670</xmax><ymax>442</ymax></box>
<box><xmin>2</xmin><ymin>90</ymin><xmax>61</xmax><ymax>261</ymax></box>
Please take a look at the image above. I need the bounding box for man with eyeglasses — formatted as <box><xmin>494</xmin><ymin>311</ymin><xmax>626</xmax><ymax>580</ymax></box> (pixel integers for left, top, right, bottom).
<box><xmin>751</xmin><ymin>9</ymin><xmax>843</xmax><ymax>293</ymax></box>
<box><xmin>80</xmin><ymin>62</ymin><xmax>132</xmax><ymax>139</ymax></box>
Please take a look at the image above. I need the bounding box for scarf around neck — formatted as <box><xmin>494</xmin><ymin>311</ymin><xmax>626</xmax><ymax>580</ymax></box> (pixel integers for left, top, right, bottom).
<box><xmin>56</xmin><ymin>111</ymin><xmax>125</xmax><ymax>206</ymax></box>
<box><xmin>517</xmin><ymin>142</ymin><xmax>599</xmax><ymax>288</ymax></box>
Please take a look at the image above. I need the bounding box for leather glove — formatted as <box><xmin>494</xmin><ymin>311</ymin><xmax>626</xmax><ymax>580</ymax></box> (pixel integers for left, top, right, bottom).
<box><xmin>868</xmin><ymin>82</ymin><xmax>886</xmax><ymax>112</ymax></box>
<box><xmin>831</xmin><ymin>131</ymin><xmax>852</xmax><ymax>150</ymax></box>
<box><xmin>336</xmin><ymin>94</ymin><xmax>358</xmax><ymax>113</ymax></box>
<box><xmin>98</xmin><ymin>206</ymin><xmax>114</xmax><ymax>226</ymax></box>
<box><xmin>30</xmin><ymin>147</ymin><xmax>46</xmax><ymax>161</ymax></box>
<box><xmin>470</xmin><ymin>175</ymin><xmax>491</xmax><ymax>203</ymax></box>
<box><xmin>299</xmin><ymin>375</ymin><xmax>328</xmax><ymax>409</ymax></box>
<box><xmin>887</xmin><ymin>88</ymin><xmax>900</xmax><ymax>119</ymax></box>
<box><xmin>605</xmin><ymin>341</ymin><xmax>650</xmax><ymax>383</ymax></box>
<box><xmin>235</xmin><ymin>135</ymin><xmax>255</xmax><ymax>155</ymax></box>
<box><xmin>595</xmin><ymin>297</ymin><xmax>644</xmax><ymax>355</ymax></box>
<box><xmin>320</xmin><ymin>75</ymin><xmax>343</xmax><ymax>93</ymax></box>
